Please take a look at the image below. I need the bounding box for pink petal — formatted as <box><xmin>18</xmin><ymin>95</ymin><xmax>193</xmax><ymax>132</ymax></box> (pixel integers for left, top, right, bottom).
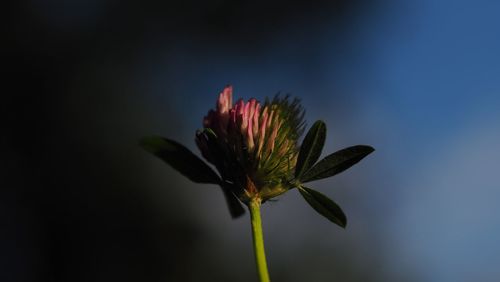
<box><xmin>257</xmin><ymin>107</ymin><xmax>268</xmax><ymax>158</ymax></box>
<box><xmin>241</xmin><ymin>100</ymin><xmax>250</xmax><ymax>132</ymax></box>
<box><xmin>223</xmin><ymin>85</ymin><xmax>233</xmax><ymax>109</ymax></box>
<box><xmin>247</xmin><ymin>116</ymin><xmax>254</xmax><ymax>151</ymax></box>
<box><xmin>253</xmin><ymin>102</ymin><xmax>260</xmax><ymax>137</ymax></box>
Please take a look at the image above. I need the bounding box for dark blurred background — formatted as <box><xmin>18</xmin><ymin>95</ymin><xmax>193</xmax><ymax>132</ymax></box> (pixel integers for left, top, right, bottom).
<box><xmin>3</xmin><ymin>0</ymin><xmax>500</xmax><ymax>281</ymax></box>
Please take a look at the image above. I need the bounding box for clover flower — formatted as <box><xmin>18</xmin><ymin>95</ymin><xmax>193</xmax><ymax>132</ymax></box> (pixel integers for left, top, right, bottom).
<box><xmin>195</xmin><ymin>86</ymin><xmax>305</xmax><ymax>203</ymax></box>
<box><xmin>141</xmin><ymin>85</ymin><xmax>374</xmax><ymax>282</ymax></box>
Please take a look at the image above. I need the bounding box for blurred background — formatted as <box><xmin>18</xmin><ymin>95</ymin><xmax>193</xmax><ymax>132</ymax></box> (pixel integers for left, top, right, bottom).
<box><xmin>3</xmin><ymin>0</ymin><xmax>500</xmax><ymax>281</ymax></box>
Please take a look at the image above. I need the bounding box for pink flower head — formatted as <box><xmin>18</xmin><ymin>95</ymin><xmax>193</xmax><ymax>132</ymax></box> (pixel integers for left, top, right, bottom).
<box><xmin>196</xmin><ymin>85</ymin><xmax>305</xmax><ymax>202</ymax></box>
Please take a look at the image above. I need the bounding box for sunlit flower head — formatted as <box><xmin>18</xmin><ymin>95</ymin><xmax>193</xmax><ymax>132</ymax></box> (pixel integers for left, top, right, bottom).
<box><xmin>196</xmin><ymin>85</ymin><xmax>305</xmax><ymax>202</ymax></box>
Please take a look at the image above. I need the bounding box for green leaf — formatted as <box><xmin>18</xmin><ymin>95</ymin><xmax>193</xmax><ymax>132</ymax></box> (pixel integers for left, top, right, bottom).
<box><xmin>221</xmin><ymin>184</ymin><xmax>246</xmax><ymax>218</ymax></box>
<box><xmin>295</xmin><ymin>120</ymin><xmax>326</xmax><ymax>179</ymax></box>
<box><xmin>140</xmin><ymin>136</ymin><xmax>221</xmax><ymax>184</ymax></box>
<box><xmin>141</xmin><ymin>136</ymin><xmax>245</xmax><ymax>219</ymax></box>
<box><xmin>300</xmin><ymin>145</ymin><xmax>374</xmax><ymax>183</ymax></box>
<box><xmin>298</xmin><ymin>186</ymin><xmax>347</xmax><ymax>228</ymax></box>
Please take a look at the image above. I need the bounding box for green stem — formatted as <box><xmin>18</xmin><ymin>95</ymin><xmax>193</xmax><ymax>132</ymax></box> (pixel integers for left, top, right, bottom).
<box><xmin>249</xmin><ymin>197</ymin><xmax>270</xmax><ymax>282</ymax></box>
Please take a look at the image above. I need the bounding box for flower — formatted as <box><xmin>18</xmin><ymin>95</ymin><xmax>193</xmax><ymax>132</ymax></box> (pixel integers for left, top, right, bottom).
<box><xmin>142</xmin><ymin>84</ymin><xmax>375</xmax><ymax>281</ymax></box>
<box><xmin>142</xmin><ymin>84</ymin><xmax>373</xmax><ymax>223</ymax></box>
<box><xmin>196</xmin><ymin>85</ymin><xmax>305</xmax><ymax>203</ymax></box>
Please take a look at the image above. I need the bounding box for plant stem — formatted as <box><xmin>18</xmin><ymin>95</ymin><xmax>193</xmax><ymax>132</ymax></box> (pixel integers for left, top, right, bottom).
<box><xmin>249</xmin><ymin>197</ymin><xmax>270</xmax><ymax>282</ymax></box>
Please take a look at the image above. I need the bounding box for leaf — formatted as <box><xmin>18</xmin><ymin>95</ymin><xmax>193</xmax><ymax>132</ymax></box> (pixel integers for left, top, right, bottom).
<box><xmin>300</xmin><ymin>145</ymin><xmax>374</xmax><ymax>183</ymax></box>
<box><xmin>221</xmin><ymin>184</ymin><xmax>246</xmax><ymax>218</ymax></box>
<box><xmin>141</xmin><ymin>136</ymin><xmax>245</xmax><ymax>218</ymax></box>
<box><xmin>295</xmin><ymin>120</ymin><xmax>326</xmax><ymax>179</ymax></box>
<box><xmin>298</xmin><ymin>186</ymin><xmax>347</xmax><ymax>228</ymax></box>
<box><xmin>140</xmin><ymin>136</ymin><xmax>221</xmax><ymax>184</ymax></box>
